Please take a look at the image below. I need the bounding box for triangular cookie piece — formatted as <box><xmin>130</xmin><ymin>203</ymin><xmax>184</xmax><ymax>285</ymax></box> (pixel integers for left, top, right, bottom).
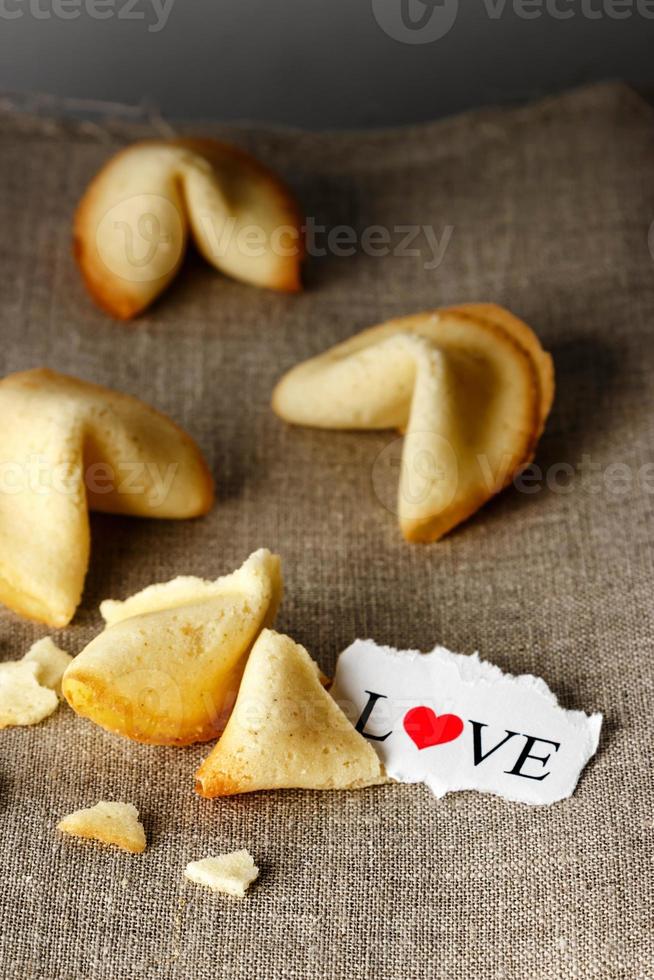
<box><xmin>272</xmin><ymin>304</ymin><xmax>553</xmax><ymax>542</ymax></box>
<box><xmin>184</xmin><ymin>850</ymin><xmax>259</xmax><ymax>897</ymax></box>
<box><xmin>58</xmin><ymin>801</ymin><xmax>146</xmax><ymax>853</ymax></box>
<box><xmin>74</xmin><ymin>139</ymin><xmax>302</xmax><ymax>319</ymax></box>
<box><xmin>63</xmin><ymin>549</ymin><xmax>282</xmax><ymax>745</ymax></box>
<box><xmin>0</xmin><ymin>368</ymin><xmax>213</xmax><ymax>626</ymax></box>
<box><xmin>195</xmin><ymin>629</ymin><xmax>384</xmax><ymax>797</ymax></box>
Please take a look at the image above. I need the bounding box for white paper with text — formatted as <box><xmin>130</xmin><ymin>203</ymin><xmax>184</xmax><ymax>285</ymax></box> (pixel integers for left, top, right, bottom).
<box><xmin>330</xmin><ymin>640</ymin><xmax>602</xmax><ymax>805</ymax></box>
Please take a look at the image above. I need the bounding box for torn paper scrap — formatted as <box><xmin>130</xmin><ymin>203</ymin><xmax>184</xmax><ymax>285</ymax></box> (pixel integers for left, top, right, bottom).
<box><xmin>329</xmin><ymin>640</ymin><xmax>602</xmax><ymax>805</ymax></box>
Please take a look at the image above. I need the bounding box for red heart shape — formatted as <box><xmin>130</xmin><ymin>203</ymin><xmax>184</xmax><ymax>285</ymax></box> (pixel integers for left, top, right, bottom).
<box><xmin>403</xmin><ymin>706</ymin><xmax>464</xmax><ymax>749</ymax></box>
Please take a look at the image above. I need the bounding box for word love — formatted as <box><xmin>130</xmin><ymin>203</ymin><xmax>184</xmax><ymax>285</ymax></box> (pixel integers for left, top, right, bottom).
<box><xmin>330</xmin><ymin>640</ymin><xmax>602</xmax><ymax>806</ymax></box>
<box><xmin>359</xmin><ymin>696</ymin><xmax>564</xmax><ymax>782</ymax></box>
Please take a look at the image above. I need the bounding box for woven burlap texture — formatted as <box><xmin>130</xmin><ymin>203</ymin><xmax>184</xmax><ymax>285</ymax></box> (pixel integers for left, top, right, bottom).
<box><xmin>0</xmin><ymin>82</ymin><xmax>652</xmax><ymax>980</ymax></box>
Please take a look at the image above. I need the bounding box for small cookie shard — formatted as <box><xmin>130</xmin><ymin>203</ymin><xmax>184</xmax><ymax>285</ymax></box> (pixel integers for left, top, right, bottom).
<box><xmin>74</xmin><ymin>139</ymin><xmax>303</xmax><ymax>319</ymax></box>
<box><xmin>57</xmin><ymin>801</ymin><xmax>146</xmax><ymax>853</ymax></box>
<box><xmin>0</xmin><ymin>368</ymin><xmax>214</xmax><ymax>627</ymax></box>
<box><xmin>195</xmin><ymin>629</ymin><xmax>384</xmax><ymax>797</ymax></box>
<box><xmin>184</xmin><ymin>850</ymin><xmax>259</xmax><ymax>898</ymax></box>
<box><xmin>23</xmin><ymin>637</ymin><xmax>73</xmax><ymax>697</ymax></box>
<box><xmin>0</xmin><ymin>661</ymin><xmax>58</xmax><ymax>728</ymax></box>
<box><xmin>272</xmin><ymin>304</ymin><xmax>554</xmax><ymax>543</ymax></box>
<box><xmin>0</xmin><ymin>636</ymin><xmax>72</xmax><ymax>726</ymax></box>
<box><xmin>62</xmin><ymin>549</ymin><xmax>282</xmax><ymax>745</ymax></box>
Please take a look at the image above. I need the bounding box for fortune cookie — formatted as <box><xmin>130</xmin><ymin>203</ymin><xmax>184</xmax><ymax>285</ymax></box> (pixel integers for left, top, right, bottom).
<box><xmin>272</xmin><ymin>304</ymin><xmax>554</xmax><ymax>542</ymax></box>
<box><xmin>0</xmin><ymin>368</ymin><xmax>213</xmax><ymax>627</ymax></box>
<box><xmin>74</xmin><ymin>139</ymin><xmax>303</xmax><ymax>318</ymax></box>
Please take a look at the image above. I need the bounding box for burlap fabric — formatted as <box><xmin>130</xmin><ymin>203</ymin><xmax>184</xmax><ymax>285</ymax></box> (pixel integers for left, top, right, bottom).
<box><xmin>0</xmin><ymin>82</ymin><xmax>652</xmax><ymax>980</ymax></box>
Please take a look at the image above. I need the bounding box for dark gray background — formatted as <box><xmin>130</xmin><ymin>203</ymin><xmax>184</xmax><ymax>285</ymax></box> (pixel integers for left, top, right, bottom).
<box><xmin>0</xmin><ymin>0</ymin><xmax>653</xmax><ymax>127</ymax></box>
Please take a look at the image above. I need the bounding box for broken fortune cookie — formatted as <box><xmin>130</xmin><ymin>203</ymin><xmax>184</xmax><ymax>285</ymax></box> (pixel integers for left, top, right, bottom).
<box><xmin>195</xmin><ymin>628</ymin><xmax>385</xmax><ymax>797</ymax></box>
<box><xmin>62</xmin><ymin>549</ymin><xmax>282</xmax><ymax>745</ymax></box>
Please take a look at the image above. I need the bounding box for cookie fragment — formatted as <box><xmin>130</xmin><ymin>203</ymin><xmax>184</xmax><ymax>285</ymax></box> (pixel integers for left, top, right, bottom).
<box><xmin>184</xmin><ymin>850</ymin><xmax>259</xmax><ymax>898</ymax></box>
<box><xmin>0</xmin><ymin>660</ymin><xmax>58</xmax><ymax>728</ymax></box>
<box><xmin>63</xmin><ymin>549</ymin><xmax>282</xmax><ymax>745</ymax></box>
<box><xmin>194</xmin><ymin>629</ymin><xmax>384</xmax><ymax>797</ymax></box>
<box><xmin>57</xmin><ymin>801</ymin><xmax>146</xmax><ymax>854</ymax></box>
<box><xmin>23</xmin><ymin>637</ymin><xmax>73</xmax><ymax>697</ymax></box>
